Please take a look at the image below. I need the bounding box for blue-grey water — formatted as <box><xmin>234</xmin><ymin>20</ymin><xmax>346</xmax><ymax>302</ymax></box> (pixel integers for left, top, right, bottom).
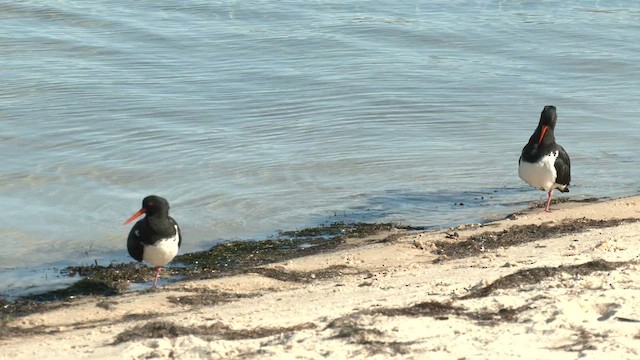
<box><xmin>1</xmin><ymin>1</ymin><xmax>639</xmax><ymax>298</ymax></box>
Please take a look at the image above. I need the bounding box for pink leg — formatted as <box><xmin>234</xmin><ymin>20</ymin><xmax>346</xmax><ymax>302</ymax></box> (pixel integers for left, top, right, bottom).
<box><xmin>153</xmin><ymin>266</ymin><xmax>162</xmax><ymax>288</ymax></box>
<box><xmin>544</xmin><ymin>190</ymin><xmax>554</xmax><ymax>212</ymax></box>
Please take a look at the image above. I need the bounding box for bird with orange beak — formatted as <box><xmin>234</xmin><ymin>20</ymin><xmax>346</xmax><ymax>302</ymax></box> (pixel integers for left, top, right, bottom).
<box><xmin>518</xmin><ymin>105</ymin><xmax>571</xmax><ymax>212</ymax></box>
<box><xmin>124</xmin><ymin>195</ymin><xmax>182</xmax><ymax>288</ymax></box>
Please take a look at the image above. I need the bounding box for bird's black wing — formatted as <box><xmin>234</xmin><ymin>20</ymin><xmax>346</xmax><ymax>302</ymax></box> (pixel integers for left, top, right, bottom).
<box><xmin>554</xmin><ymin>144</ymin><xmax>571</xmax><ymax>190</ymax></box>
<box><xmin>127</xmin><ymin>221</ymin><xmax>145</xmax><ymax>262</ymax></box>
<box><xmin>170</xmin><ymin>217</ymin><xmax>182</xmax><ymax>248</ymax></box>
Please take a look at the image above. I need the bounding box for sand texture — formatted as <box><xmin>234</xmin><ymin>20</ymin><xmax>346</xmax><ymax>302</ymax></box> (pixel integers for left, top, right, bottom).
<box><xmin>2</xmin><ymin>196</ymin><xmax>640</xmax><ymax>359</ymax></box>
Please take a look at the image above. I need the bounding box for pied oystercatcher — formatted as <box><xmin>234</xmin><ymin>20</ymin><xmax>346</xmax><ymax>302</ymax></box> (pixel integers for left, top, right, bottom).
<box><xmin>124</xmin><ymin>195</ymin><xmax>182</xmax><ymax>288</ymax></box>
<box><xmin>518</xmin><ymin>105</ymin><xmax>571</xmax><ymax>212</ymax></box>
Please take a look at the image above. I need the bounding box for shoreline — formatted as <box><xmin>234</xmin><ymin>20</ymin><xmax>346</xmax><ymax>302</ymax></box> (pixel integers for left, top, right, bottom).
<box><xmin>2</xmin><ymin>195</ymin><xmax>640</xmax><ymax>359</ymax></box>
<box><xmin>0</xmin><ymin>194</ymin><xmax>601</xmax><ymax>302</ymax></box>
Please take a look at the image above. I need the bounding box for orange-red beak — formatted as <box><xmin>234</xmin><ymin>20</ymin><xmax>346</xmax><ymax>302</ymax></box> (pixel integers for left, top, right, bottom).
<box><xmin>538</xmin><ymin>125</ymin><xmax>548</xmax><ymax>145</ymax></box>
<box><xmin>124</xmin><ymin>208</ymin><xmax>146</xmax><ymax>225</ymax></box>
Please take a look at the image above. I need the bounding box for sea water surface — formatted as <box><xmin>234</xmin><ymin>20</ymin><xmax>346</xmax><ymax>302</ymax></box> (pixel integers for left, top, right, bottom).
<box><xmin>1</xmin><ymin>1</ymin><xmax>639</xmax><ymax>297</ymax></box>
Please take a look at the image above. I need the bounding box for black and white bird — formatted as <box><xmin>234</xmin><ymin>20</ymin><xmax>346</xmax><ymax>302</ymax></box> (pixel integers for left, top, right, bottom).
<box><xmin>518</xmin><ymin>105</ymin><xmax>571</xmax><ymax>212</ymax></box>
<box><xmin>124</xmin><ymin>195</ymin><xmax>182</xmax><ymax>288</ymax></box>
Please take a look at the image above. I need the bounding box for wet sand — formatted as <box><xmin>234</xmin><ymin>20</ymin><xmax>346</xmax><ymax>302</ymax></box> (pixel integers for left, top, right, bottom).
<box><xmin>2</xmin><ymin>196</ymin><xmax>640</xmax><ymax>359</ymax></box>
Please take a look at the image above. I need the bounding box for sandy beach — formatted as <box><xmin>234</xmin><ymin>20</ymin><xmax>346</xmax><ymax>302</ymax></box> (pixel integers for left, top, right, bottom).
<box><xmin>2</xmin><ymin>196</ymin><xmax>640</xmax><ymax>359</ymax></box>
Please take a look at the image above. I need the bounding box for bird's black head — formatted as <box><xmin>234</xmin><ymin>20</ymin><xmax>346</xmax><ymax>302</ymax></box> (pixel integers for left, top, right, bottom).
<box><xmin>539</xmin><ymin>105</ymin><xmax>557</xmax><ymax>128</ymax></box>
<box><xmin>141</xmin><ymin>195</ymin><xmax>170</xmax><ymax>215</ymax></box>
<box><xmin>124</xmin><ymin>195</ymin><xmax>170</xmax><ymax>225</ymax></box>
<box><xmin>535</xmin><ymin>105</ymin><xmax>558</xmax><ymax>145</ymax></box>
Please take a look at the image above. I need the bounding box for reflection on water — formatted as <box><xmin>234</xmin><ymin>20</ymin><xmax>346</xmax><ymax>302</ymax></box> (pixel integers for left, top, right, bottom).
<box><xmin>0</xmin><ymin>266</ymin><xmax>81</xmax><ymax>301</ymax></box>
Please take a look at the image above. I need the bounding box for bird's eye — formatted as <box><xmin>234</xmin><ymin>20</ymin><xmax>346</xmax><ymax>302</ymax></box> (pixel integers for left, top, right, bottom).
<box><xmin>148</xmin><ymin>202</ymin><xmax>154</xmax><ymax>206</ymax></box>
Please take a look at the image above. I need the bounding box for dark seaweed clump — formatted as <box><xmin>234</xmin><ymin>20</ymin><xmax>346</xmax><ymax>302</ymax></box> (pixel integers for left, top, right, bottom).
<box><xmin>433</xmin><ymin>217</ymin><xmax>639</xmax><ymax>261</ymax></box>
<box><xmin>1</xmin><ymin>222</ymin><xmax>400</xmax><ymax>314</ymax></box>
<box><xmin>173</xmin><ymin>222</ymin><xmax>399</xmax><ymax>276</ymax></box>
<box><xmin>112</xmin><ymin>320</ymin><xmax>316</xmax><ymax>345</ymax></box>
<box><xmin>461</xmin><ymin>259</ymin><xmax>623</xmax><ymax>300</ymax></box>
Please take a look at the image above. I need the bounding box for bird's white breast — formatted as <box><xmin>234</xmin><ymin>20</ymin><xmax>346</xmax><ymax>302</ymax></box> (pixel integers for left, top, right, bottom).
<box><xmin>143</xmin><ymin>225</ymin><xmax>180</xmax><ymax>267</ymax></box>
<box><xmin>519</xmin><ymin>151</ymin><xmax>559</xmax><ymax>192</ymax></box>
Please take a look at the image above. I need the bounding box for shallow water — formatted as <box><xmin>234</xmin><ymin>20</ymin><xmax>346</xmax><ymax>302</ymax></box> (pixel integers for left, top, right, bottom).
<box><xmin>1</xmin><ymin>1</ymin><xmax>639</xmax><ymax>297</ymax></box>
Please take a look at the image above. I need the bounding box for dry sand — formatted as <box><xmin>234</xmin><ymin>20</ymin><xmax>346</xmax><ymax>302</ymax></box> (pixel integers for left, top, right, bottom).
<box><xmin>2</xmin><ymin>196</ymin><xmax>640</xmax><ymax>359</ymax></box>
